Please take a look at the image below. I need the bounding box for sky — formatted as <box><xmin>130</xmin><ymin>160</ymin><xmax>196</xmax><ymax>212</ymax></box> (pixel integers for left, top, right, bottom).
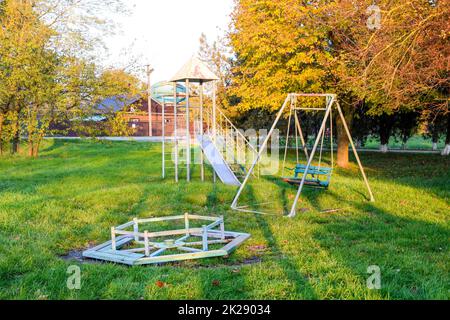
<box><xmin>103</xmin><ymin>0</ymin><xmax>235</xmax><ymax>83</ymax></box>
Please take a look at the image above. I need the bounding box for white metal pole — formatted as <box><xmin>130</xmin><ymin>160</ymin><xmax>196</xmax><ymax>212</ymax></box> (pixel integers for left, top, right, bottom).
<box><xmin>330</xmin><ymin>99</ymin><xmax>334</xmax><ymax>168</ymax></box>
<box><xmin>212</xmin><ymin>82</ymin><xmax>217</xmax><ymax>142</ymax></box>
<box><xmin>162</xmin><ymin>98</ymin><xmax>166</xmax><ymax>179</ymax></box>
<box><xmin>200</xmin><ymin>82</ymin><xmax>205</xmax><ymax>181</ymax></box>
<box><xmin>295</xmin><ymin>111</ymin><xmax>309</xmax><ymax>159</ymax></box>
<box><xmin>146</xmin><ymin>65</ymin><xmax>154</xmax><ymax>137</ymax></box>
<box><xmin>336</xmin><ymin>102</ymin><xmax>375</xmax><ymax>202</ymax></box>
<box><xmin>231</xmin><ymin>95</ymin><xmax>292</xmax><ymax>209</ymax></box>
<box><xmin>174</xmin><ymin>83</ymin><xmax>179</xmax><ymax>182</ymax></box>
<box><xmin>186</xmin><ymin>79</ymin><xmax>191</xmax><ymax>182</ymax></box>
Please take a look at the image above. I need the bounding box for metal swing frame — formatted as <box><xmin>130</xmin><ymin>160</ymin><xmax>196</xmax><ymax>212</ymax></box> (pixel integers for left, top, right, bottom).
<box><xmin>231</xmin><ymin>93</ymin><xmax>375</xmax><ymax>218</ymax></box>
<box><xmin>281</xmin><ymin>95</ymin><xmax>334</xmax><ymax>189</ymax></box>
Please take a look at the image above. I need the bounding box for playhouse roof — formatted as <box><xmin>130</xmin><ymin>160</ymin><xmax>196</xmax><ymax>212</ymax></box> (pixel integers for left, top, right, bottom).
<box><xmin>170</xmin><ymin>56</ymin><xmax>219</xmax><ymax>83</ymax></box>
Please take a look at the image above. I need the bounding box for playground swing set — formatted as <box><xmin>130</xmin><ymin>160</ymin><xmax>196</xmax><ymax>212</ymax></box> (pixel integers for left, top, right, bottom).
<box><xmin>231</xmin><ymin>93</ymin><xmax>375</xmax><ymax>218</ymax></box>
<box><xmin>83</xmin><ymin>59</ymin><xmax>375</xmax><ymax>266</ymax></box>
<box><xmin>281</xmin><ymin>95</ymin><xmax>335</xmax><ymax>189</ymax></box>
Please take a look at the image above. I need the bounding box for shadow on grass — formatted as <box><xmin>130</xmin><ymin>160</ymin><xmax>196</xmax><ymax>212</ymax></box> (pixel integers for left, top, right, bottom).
<box><xmin>337</xmin><ymin>152</ymin><xmax>450</xmax><ymax>202</ymax></box>
<box><xmin>310</xmin><ymin>191</ymin><xmax>449</xmax><ymax>299</ymax></box>
<box><xmin>248</xmin><ymin>185</ymin><xmax>317</xmax><ymax>298</ymax></box>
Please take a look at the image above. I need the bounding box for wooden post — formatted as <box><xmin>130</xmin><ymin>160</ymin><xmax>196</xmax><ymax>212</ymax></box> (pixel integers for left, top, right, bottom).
<box><xmin>220</xmin><ymin>216</ymin><xmax>225</xmax><ymax>240</ymax></box>
<box><xmin>146</xmin><ymin>65</ymin><xmax>154</xmax><ymax>137</ymax></box>
<box><xmin>184</xmin><ymin>213</ymin><xmax>190</xmax><ymax>236</ymax></box>
<box><xmin>336</xmin><ymin>102</ymin><xmax>375</xmax><ymax>202</ymax></box>
<box><xmin>144</xmin><ymin>231</ymin><xmax>150</xmax><ymax>257</ymax></box>
<box><xmin>202</xmin><ymin>225</ymin><xmax>208</xmax><ymax>251</ymax></box>
<box><xmin>133</xmin><ymin>218</ymin><xmax>139</xmax><ymax>242</ymax></box>
<box><xmin>111</xmin><ymin>227</ymin><xmax>116</xmax><ymax>251</ymax></box>
<box><xmin>185</xmin><ymin>79</ymin><xmax>191</xmax><ymax>182</ymax></box>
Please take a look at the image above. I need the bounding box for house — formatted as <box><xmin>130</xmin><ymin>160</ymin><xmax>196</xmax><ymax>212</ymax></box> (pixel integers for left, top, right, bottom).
<box><xmin>98</xmin><ymin>81</ymin><xmax>189</xmax><ymax>137</ymax></box>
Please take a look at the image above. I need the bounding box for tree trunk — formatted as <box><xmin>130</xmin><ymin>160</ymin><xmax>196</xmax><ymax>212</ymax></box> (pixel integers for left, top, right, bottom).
<box><xmin>432</xmin><ymin>127</ymin><xmax>439</xmax><ymax>151</ymax></box>
<box><xmin>11</xmin><ymin>116</ymin><xmax>21</xmax><ymax>154</ymax></box>
<box><xmin>336</xmin><ymin>101</ymin><xmax>354</xmax><ymax>168</ymax></box>
<box><xmin>28</xmin><ymin>139</ymin><xmax>34</xmax><ymax>157</ymax></box>
<box><xmin>336</xmin><ymin>119</ymin><xmax>350</xmax><ymax>168</ymax></box>
<box><xmin>379</xmin><ymin>113</ymin><xmax>394</xmax><ymax>153</ymax></box>
<box><xmin>442</xmin><ymin>112</ymin><xmax>450</xmax><ymax>156</ymax></box>
<box><xmin>12</xmin><ymin>132</ymin><xmax>20</xmax><ymax>154</ymax></box>
<box><xmin>33</xmin><ymin>133</ymin><xmax>44</xmax><ymax>158</ymax></box>
<box><xmin>0</xmin><ymin>113</ymin><xmax>3</xmax><ymax>156</ymax></box>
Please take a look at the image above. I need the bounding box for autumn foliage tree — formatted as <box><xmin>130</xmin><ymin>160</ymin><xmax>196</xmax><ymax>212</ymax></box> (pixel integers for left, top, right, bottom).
<box><xmin>0</xmin><ymin>0</ymin><xmax>137</xmax><ymax>157</ymax></box>
<box><xmin>324</xmin><ymin>0</ymin><xmax>449</xmax><ymax>154</ymax></box>
<box><xmin>228</xmin><ymin>0</ymin><xmax>449</xmax><ymax>164</ymax></box>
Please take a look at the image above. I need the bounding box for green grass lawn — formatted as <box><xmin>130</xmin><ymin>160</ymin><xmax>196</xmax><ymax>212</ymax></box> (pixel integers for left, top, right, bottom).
<box><xmin>363</xmin><ymin>135</ymin><xmax>446</xmax><ymax>150</ymax></box>
<box><xmin>0</xmin><ymin>139</ymin><xmax>448</xmax><ymax>300</ymax></box>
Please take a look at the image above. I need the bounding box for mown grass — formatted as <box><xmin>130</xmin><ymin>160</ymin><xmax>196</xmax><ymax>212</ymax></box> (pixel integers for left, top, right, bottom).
<box><xmin>364</xmin><ymin>135</ymin><xmax>446</xmax><ymax>150</ymax></box>
<box><xmin>0</xmin><ymin>139</ymin><xmax>448</xmax><ymax>300</ymax></box>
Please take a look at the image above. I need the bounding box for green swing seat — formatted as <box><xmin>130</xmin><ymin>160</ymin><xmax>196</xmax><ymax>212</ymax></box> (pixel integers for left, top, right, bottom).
<box><xmin>283</xmin><ymin>164</ymin><xmax>332</xmax><ymax>188</ymax></box>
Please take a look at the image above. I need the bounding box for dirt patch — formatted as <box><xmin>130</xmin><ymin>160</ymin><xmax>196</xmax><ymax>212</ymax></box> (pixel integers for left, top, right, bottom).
<box><xmin>60</xmin><ymin>243</ymin><xmax>100</xmax><ymax>264</ymax></box>
<box><xmin>60</xmin><ymin>249</ymin><xmax>84</xmax><ymax>263</ymax></box>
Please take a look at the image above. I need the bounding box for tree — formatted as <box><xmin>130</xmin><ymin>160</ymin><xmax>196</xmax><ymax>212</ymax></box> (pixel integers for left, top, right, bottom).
<box><xmin>323</xmin><ymin>0</ymin><xmax>449</xmax><ymax>155</ymax></box>
<box><xmin>0</xmin><ymin>0</ymin><xmax>55</xmax><ymax>155</ymax></box>
<box><xmin>0</xmin><ymin>0</ymin><xmax>132</xmax><ymax>157</ymax></box>
<box><xmin>229</xmin><ymin>0</ymin><xmax>331</xmax><ymax>112</ymax></box>
<box><xmin>198</xmin><ymin>33</ymin><xmax>233</xmax><ymax>112</ymax></box>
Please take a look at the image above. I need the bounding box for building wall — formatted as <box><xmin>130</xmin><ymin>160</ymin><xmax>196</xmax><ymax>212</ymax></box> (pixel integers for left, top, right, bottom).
<box><xmin>124</xmin><ymin>98</ymin><xmax>201</xmax><ymax>137</ymax></box>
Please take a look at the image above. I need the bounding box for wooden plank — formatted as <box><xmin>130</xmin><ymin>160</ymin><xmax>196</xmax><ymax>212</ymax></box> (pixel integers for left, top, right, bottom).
<box><xmin>115</xmin><ymin>221</ymin><xmax>136</xmax><ymax>231</ymax></box>
<box><xmin>187</xmin><ymin>214</ymin><xmax>221</xmax><ymax>222</ymax></box>
<box><xmin>184</xmin><ymin>240</ymin><xmax>229</xmax><ymax>246</ymax></box>
<box><xmin>102</xmin><ymin>249</ymin><xmax>145</xmax><ymax>259</ymax></box>
<box><xmin>204</xmin><ymin>218</ymin><xmax>224</xmax><ymax>231</ymax></box>
<box><xmin>137</xmin><ymin>215</ymin><xmax>185</xmax><ymax>223</ymax></box>
<box><xmin>222</xmin><ymin>234</ymin><xmax>251</xmax><ymax>253</ymax></box>
<box><xmin>150</xmin><ymin>248</ymin><xmax>166</xmax><ymax>257</ymax></box>
<box><xmin>133</xmin><ymin>250</ymin><xmax>228</xmax><ymax>265</ymax></box>
<box><xmin>82</xmin><ymin>251</ymin><xmax>138</xmax><ymax>266</ymax></box>
<box><xmin>86</xmin><ymin>235</ymin><xmax>132</xmax><ymax>253</ymax></box>
<box><xmin>178</xmin><ymin>247</ymin><xmax>203</xmax><ymax>253</ymax></box>
<box><xmin>114</xmin><ymin>228</ymin><xmax>204</xmax><ymax>239</ymax></box>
